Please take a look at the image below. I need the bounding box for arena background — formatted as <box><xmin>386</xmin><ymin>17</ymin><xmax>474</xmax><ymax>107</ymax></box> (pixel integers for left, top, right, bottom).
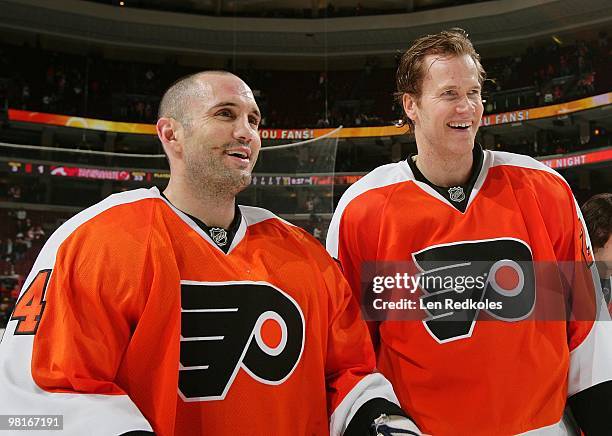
<box><xmin>0</xmin><ymin>0</ymin><xmax>611</xmax><ymax>334</ymax></box>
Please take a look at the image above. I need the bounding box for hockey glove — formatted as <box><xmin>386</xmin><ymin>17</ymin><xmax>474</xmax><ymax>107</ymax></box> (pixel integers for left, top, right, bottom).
<box><xmin>371</xmin><ymin>414</ymin><xmax>421</xmax><ymax>436</ymax></box>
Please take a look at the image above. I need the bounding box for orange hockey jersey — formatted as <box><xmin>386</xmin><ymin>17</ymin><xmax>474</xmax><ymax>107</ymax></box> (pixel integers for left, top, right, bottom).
<box><xmin>327</xmin><ymin>150</ymin><xmax>612</xmax><ymax>435</ymax></box>
<box><xmin>0</xmin><ymin>187</ymin><xmax>405</xmax><ymax>436</ymax></box>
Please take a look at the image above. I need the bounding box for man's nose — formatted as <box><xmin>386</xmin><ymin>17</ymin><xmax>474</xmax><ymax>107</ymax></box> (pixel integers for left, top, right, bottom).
<box><xmin>456</xmin><ymin>95</ymin><xmax>473</xmax><ymax>113</ymax></box>
<box><xmin>233</xmin><ymin>116</ymin><xmax>256</xmax><ymax>144</ymax></box>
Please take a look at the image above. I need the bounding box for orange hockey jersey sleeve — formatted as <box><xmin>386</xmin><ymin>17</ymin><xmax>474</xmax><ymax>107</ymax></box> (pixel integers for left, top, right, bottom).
<box><xmin>555</xmin><ymin>187</ymin><xmax>612</xmax><ymax>434</ymax></box>
<box><xmin>0</xmin><ymin>191</ymin><xmax>159</xmax><ymax>435</ymax></box>
<box><xmin>540</xmin><ymin>180</ymin><xmax>612</xmax><ymax>393</ymax></box>
<box><xmin>319</xmin><ymin>250</ymin><xmax>410</xmax><ymax>435</ymax></box>
<box><xmin>326</xmin><ymin>186</ymin><xmax>387</xmax><ymax>348</ymax></box>
<box><xmin>31</xmin><ymin>220</ymin><xmax>150</xmax><ymax>396</ymax></box>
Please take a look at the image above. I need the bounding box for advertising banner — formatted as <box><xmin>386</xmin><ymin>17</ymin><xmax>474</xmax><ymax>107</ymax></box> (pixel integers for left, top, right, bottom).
<box><xmin>10</xmin><ymin>92</ymin><xmax>610</xmax><ymax>138</ymax></box>
<box><xmin>6</xmin><ymin>148</ymin><xmax>611</xmax><ymax>184</ymax></box>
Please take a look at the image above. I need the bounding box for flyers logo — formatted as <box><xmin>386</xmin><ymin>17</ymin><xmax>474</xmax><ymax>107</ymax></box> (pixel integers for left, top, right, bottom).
<box><xmin>413</xmin><ymin>238</ymin><xmax>535</xmax><ymax>343</ymax></box>
<box><xmin>179</xmin><ymin>281</ymin><xmax>305</xmax><ymax>401</ymax></box>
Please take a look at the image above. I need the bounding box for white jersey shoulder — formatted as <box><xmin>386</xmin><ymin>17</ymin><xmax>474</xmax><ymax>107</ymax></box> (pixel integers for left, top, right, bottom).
<box><xmin>339</xmin><ymin>161</ymin><xmax>413</xmax><ymax>208</ymax></box>
<box><xmin>239</xmin><ymin>205</ymin><xmax>294</xmax><ymax>228</ymax></box>
<box><xmin>488</xmin><ymin>150</ymin><xmax>564</xmax><ymax>180</ymax></box>
<box><xmin>327</xmin><ymin>161</ymin><xmax>412</xmax><ymax>258</ymax></box>
<box><xmin>23</xmin><ymin>187</ymin><xmax>160</xmax><ymax>296</ymax></box>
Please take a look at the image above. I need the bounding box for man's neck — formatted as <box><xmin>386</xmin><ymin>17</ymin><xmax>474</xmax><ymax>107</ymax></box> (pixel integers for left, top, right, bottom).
<box><xmin>414</xmin><ymin>143</ymin><xmax>474</xmax><ymax>188</ymax></box>
<box><xmin>163</xmin><ymin>181</ymin><xmax>236</xmax><ymax>229</ymax></box>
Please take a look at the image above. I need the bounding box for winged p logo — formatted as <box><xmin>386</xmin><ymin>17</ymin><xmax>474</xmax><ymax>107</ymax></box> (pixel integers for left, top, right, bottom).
<box><xmin>179</xmin><ymin>281</ymin><xmax>305</xmax><ymax>401</ymax></box>
<box><xmin>413</xmin><ymin>238</ymin><xmax>535</xmax><ymax>343</ymax></box>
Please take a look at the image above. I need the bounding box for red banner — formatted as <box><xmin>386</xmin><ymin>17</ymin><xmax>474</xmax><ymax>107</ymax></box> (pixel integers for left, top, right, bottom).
<box><xmin>6</xmin><ymin>147</ymin><xmax>611</xmax><ymax>185</ymax></box>
<box><xmin>540</xmin><ymin>148</ymin><xmax>612</xmax><ymax>169</ymax></box>
<box><xmin>50</xmin><ymin>166</ymin><xmax>137</xmax><ymax>181</ymax></box>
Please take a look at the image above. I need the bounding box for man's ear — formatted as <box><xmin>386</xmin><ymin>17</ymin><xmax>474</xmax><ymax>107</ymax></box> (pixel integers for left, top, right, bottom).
<box><xmin>156</xmin><ymin>117</ymin><xmax>183</xmax><ymax>158</ymax></box>
<box><xmin>402</xmin><ymin>93</ymin><xmax>418</xmax><ymax>125</ymax></box>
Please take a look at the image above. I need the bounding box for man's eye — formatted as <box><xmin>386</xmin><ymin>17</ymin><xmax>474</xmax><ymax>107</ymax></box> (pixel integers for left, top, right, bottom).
<box><xmin>249</xmin><ymin>117</ymin><xmax>260</xmax><ymax>126</ymax></box>
<box><xmin>217</xmin><ymin>110</ymin><xmax>233</xmax><ymax>118</ymax></box>
<box><xmin>443</xmin><ymin>90</ymin><xmax>456</xmax><ymax>97</ymax></box>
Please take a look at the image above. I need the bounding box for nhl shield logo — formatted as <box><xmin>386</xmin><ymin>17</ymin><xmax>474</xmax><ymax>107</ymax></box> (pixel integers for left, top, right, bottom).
<box><xmin>209</xmin><ymin>227</ymin><xmax>228</xmax><ymax>247</ymax></box>
<box><xmin>448</xmin><ymin>186</ymin><xmax>465</xmax><ymax>202</ymax></box>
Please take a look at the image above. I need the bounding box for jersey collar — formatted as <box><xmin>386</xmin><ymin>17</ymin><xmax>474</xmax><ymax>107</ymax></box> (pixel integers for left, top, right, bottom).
<box><xmin>407</xmin><ymin>144</ymin><xmax>486</xmax><ymax>213</ymax></box>
<box><xmin>159</xmin><ymin>191</ymin><xmax>244</xmax><ymax>254</ymax></box>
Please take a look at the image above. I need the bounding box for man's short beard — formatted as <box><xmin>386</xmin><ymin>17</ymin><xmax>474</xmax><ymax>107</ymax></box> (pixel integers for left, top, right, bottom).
<box><xmin>231</xmin><ymin>172</ymin><xmax>252</xmax><ymax>194</ymax></box>
<box><xmin>184</xmin><ymin>153</ymin><xmax>251</xmax><ymax>200</ymax></box>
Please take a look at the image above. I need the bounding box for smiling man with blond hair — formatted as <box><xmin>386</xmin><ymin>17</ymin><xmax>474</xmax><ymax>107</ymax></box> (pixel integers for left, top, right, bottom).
<box><xmin>328</xmin><ymin>29</ymin><xmax>612</xmax><ymax>435</ymax></box>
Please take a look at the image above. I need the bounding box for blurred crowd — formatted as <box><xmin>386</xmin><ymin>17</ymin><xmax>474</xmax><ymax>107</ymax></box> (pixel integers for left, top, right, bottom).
<box><xmin>488</xmin><ymin>130</ymin><xmax>611</xmax><ymax>158</ymax></box>
<box><xmin>0</xmin><ymin>276</ymin><xmax>19</xmax><ymax>329</ymax></box>
<box><xmin>2</xmin><ymin>181</ymin><xmax>46</xmax><ymax>204</ymax></box>
<box><xmin>0</xmin><ymin>32</ymin><xmax>609</xmax><ymax>129</ymax></box>
<box><xmin>0</xmin><ymin>208</ymin><xmax>51</xmax><ymax>328</ymax></box>
<box><xmin>483</xmin><ymin>34</ymin><xmax>609</xmax><ymax>113</ymax></box>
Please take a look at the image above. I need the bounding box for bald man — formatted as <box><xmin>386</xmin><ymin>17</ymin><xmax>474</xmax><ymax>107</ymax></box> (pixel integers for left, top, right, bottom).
<box><xmin>0</xmin><ymin>72</ymin><xmax>420</xmax><ymax>436</ymax></box>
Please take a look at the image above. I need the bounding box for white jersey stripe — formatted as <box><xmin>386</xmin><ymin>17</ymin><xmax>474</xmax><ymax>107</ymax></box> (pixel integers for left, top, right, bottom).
<box><xmin>326</xmin><ymin>161</ymin><xmax>412</xmax><ymax>258</ymax></box>
<box><xmin>329</xmin><ymin>373</ymin><xmax>405</xmax><ymax>436</ymax></box>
